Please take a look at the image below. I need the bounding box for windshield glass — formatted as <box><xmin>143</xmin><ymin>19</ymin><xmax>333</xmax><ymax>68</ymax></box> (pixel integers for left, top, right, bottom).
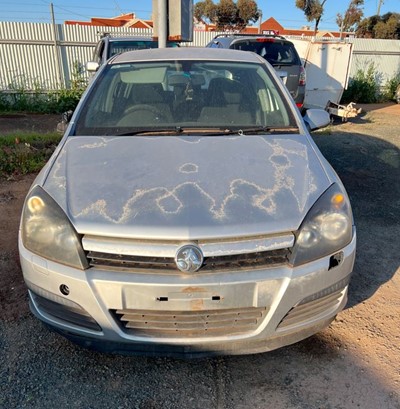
<box><xmin>74</xmin><ymin>60</ymin><xmax>297</xmax><ymax>136</ymax></box>
<box><xmin>109</xmin><ymin>41</ymin><xmax>179</xmax><ymax>57</ymax></box>
<box><xmin>231</xmin><ymin>41</ymin><xmax>300</xmax><ymax>65</ymax></box>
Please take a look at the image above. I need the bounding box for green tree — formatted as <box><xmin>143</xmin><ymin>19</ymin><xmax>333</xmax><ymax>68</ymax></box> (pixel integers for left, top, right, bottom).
<box><xmin>194</xmin><ymin>0</ymin><xmax>217</xmax><ymax>24</ymax></box>
<box><xmin>194</xmin><ymin>0</ymin><xmax>259</xmax><ymax>31</ymax></box>
<box><xmin>355</xmin><ymin>15</ymin><xmax>378</xmax><ymax>37</ymax></box>
<box><xmin>237</xmin><ymin>0</ymin><xmax>259</xmax><ymax>28</ymax></box>
<box><xmin>374</xmin><ymin>14</ymin><xmax>399</xmax><ymax>38</ymax></box>
<box><xmin>356</xmin><ymin>12</ymin><xmax>400</xmax><ymax>38</ymax></box>
<box><xmin>336</xmin><ymin>0</ymin><xmax>364</xmax><ymax>32</ymax></box>
<box><xmin>215</xmin><ymin>0</ymin><xmax>238</xmax><ymax>30</ymax></box>
<box><xmin>295</xmin><ymin>0</ymin><xmax>327</xmax><ymax>33</ymax></box>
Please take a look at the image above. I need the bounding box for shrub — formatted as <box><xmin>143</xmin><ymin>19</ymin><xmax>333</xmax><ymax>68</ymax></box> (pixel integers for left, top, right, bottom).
<box><xmin>0</xmin><ymin>62</ymin><xmax>87</xmax><ymax>114</ymax></box>
<box><xmin>382</xmin><ymin>73</ymin><xmax>400</xmax><ymax>102</ymax></box>
<box><xmin>342</xmin><ymin>63</ymin><xmax>380</xmax><ymax>103</ymax></box>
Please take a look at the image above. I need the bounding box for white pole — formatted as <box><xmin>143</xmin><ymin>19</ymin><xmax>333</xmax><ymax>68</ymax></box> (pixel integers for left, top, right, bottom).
<box><xmin>50</xmin><ymin>3</ymin><xmax>63</xmax><ymax>88</ymax></box>
<box><xmin>377</xmin><ymin>0</ymin><xmax>384</xmax><ymax>16</ymax></box>
<box><xmin>158</xmin><ymin>0</ymin><xmax>167</xmax><ymax>48</ymax></box>
<box><xmin>339</xmin><ymin>0</ymin><xmax>353</xmax><ymax>41</ymax></box>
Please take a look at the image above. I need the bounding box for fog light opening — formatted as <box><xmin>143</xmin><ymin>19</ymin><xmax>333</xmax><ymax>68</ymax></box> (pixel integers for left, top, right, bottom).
<box><xmin>329</xmin><ymin>252</ymin><xmax>343</xmax><ymax>270</ymax></box>
<box><xmin>59</xmin><ymin>284</ymin><xmax>70</xmax><ymax>296</ymax></box>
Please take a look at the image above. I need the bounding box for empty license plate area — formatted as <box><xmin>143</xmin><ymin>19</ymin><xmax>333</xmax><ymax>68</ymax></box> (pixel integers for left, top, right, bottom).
<box><xmin>121</xmin><ymin>282</ymin><xmax>256</xmax><ymax>311</ymax></box>
<box><xmin>118</xmin><ymin>279</ymin><xmax>285</xmax><ymax>312</ymax></box>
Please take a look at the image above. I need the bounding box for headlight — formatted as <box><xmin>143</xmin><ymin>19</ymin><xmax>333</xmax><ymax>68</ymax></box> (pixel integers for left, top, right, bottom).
<box><xmin>290</xmin><ymin>183</ymin><xmax>354</xmax><ymax>266</ymax></box>
<box><xmin>21</xmin><ymin>186</ymin><xmax>88</xmax><ymax>269</ymax></box>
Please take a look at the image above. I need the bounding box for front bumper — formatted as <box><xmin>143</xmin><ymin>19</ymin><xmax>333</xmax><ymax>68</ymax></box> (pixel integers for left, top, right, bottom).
<box><xmin>19</xmin><ymin>234</ymin><xmax>356</xmax><ymax>357</ymax></box>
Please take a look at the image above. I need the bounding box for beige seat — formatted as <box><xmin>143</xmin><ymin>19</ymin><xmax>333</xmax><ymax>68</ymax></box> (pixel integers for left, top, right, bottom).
<box><xmin>198</xmin><ymin>78</ymin><xmax>253</xmax><ymax>125</ymax></box>
<box><xmin>118</xmin><ymin>83</ymin><xmax>173</xmax><ymax>126</ymax></box>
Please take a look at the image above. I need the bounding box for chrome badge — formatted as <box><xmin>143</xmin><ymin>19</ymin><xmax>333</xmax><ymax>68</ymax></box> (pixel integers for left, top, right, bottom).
<box><xmin>175</xmin><ymin>245</ymin><xmax>204</xmax><ymax>273</ymax></box>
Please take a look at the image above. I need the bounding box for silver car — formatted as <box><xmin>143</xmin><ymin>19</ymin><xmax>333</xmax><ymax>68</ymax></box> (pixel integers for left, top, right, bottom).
<box><xmin>19</xmin><ymin>48</ymin><xmax>356</xmax><ymax>357</ymax></box>
<box><xmin>206</xmin><ymin>34</ymin><xmax>306</xmax><ymax>109</ymax></box>
<box><xmin>86</xmin><ymin>34</ymin><xmax>180</xmax><ymax>73</ymax></box>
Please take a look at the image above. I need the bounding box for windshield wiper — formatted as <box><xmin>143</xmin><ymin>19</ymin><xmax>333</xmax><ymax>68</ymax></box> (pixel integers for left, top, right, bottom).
<box><xmin>116</xmin><ymin>127</ymin><xmax>184</xmax><ymax>136</ymax></box>
<box><xmin>201</xmin><ymin>126</ymin><xmax>299</xmax><ymax>136</ymax></box>
<box><xmin>240</xmin><ymin>126</ymin><xmax>299</xmax><ymax>134</ymax></box>
<box><xmin>116</xmin><ymin>126</ymin><xmax>298</xmax><ymax>137</ymax></box>
<box><xmin>116</xmin><ymin>127</ymin><xmax>238</xmax><ymax>136</ymax></box>
<box><xmin>271</xmin><ymin>62</ymin><xmax>296</xmax><ymax>67</ymax></box>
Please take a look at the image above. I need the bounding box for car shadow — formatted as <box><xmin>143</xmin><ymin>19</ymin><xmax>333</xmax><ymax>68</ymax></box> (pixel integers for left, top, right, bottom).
<box><xmin>2</xmin><ymin>317</ymin><xmax>398</xmax><ymax>408</ymax></box>
<box><xmin>312</xmin><ymin>129</ymin><xmax>399</xmax><ymax>308</ymax></box>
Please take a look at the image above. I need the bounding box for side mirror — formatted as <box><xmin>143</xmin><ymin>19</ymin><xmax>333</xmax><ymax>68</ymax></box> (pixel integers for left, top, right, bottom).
<box><xmin>303</xmin><ymin>109</ymin><xmax>331</xmax><ymax>131</ymax></box>
<box><xmin>86</xmin><ymin>61</ymin><xmax>100</xmax><ymax>73</ymax></box>
<box><xmin>57</xmin><ymin>110</ymin><xmax>74</xmax><ymax>134</ymax></box>
<box><xmin>63</xmin><ymin>110</ymin><xmax>74</xmax><ymax>123</ymax></box>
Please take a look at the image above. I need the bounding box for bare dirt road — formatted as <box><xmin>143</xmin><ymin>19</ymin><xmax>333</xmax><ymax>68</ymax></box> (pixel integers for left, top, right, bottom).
<box><xmin>0</xmin><ymin>105</ymin><xmax>399</xmax><ymax>409</ymax></box>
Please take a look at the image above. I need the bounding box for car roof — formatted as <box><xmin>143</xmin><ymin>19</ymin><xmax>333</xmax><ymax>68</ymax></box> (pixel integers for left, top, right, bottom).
<box><xmin>107</xmin><ymin>36</ymin><xmax>158</xmax><ymax>42</ymax></box>
<box><xmin>214</xmin><ymin>33</ymin><xmax>288</xmax><ymax>40</ymax></box>
<box><xmin>210</xmin><ymin>35</ymin><xmax>293</xmax><ymax>46</ymax></box>
<box><xmin>111</xmin><ymin>47</ymin><xmax>264</xmax><ymax>64</ymax></box>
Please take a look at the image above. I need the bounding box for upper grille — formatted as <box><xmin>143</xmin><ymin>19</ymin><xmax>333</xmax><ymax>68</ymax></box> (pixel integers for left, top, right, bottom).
<box><xmin>87</xmin><ymin>248</ymin><xmax>290</xmax><ymax>272</ymax></box>
<box><xmin>112</xmin><ymin>306</ymin><xmax>267</xmax><ymax>338</ymax></box>
<box><xmin>83</xmin><ymin>233</ymin><xmax>294</xmax><ymax>273</ymax></box>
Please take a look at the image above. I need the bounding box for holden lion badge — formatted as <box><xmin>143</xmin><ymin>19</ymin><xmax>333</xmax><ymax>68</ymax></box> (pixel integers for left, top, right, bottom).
<box><xmin>175</xmin><ymin>245</ymin><xmax>204</xmax><ymax>273</ymax></box>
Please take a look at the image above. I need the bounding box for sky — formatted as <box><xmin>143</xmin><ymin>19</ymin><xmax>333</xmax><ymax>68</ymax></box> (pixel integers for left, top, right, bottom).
<box><xmin>0</xmin><ymin>0</ymin><xmax>399</xmax><ymax>31</ymax></box>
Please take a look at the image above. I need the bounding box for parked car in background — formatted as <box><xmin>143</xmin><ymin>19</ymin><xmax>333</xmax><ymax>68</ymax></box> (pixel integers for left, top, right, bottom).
<box><xmin>19</xmin><ymin>48</ymin><xmax>355</xmax><ymax>357</ymax></box>
<box><xmin>206</xmin><ymin>34</ymin><xmax>306</xmax><ymax>109</ymax></box>
<box><xmin>86</xmin><ymin>33</ymin><xmax>179</xmax><ymax>73</ymax></box>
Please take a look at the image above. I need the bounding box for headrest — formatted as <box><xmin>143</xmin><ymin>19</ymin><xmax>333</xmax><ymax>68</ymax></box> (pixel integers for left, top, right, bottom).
<box><xmin>168</xmin><ymin>74</ymin><xmax>189</xmax><ymax>86</ymax></box>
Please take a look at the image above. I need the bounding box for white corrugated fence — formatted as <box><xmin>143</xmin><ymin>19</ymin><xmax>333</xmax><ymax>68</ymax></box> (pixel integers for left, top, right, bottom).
<box><xmin>0</xmin><ymin>21</ymin><xmax>399</xmax><ymax>91</ymax></box>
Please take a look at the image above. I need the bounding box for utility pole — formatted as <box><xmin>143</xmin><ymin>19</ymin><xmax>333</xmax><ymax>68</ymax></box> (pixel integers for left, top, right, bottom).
<box><xmin>377</xmin><ymin>0</ymin><xmax>384</xmax><ymax>16</ymax></box>
<box><xmin>50</xmin><ymin>3</ymin><xmax>63</xmax><ymax>88</ymax></box>
<box><xmin>158</xmin><ymin>0</ymin><xmax>167</xmax><ymax>48</ymax></box>
<box><xmin>340</xmin><ymin>0</ymin><xmax>353</xmax><ymax>40</ymax></box>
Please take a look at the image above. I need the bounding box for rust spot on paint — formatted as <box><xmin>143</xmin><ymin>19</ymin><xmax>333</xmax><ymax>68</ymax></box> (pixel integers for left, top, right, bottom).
<box><xmin>191</xmin><ymin>299</ymin><xmax>204</xmax><ymax>311</ymax></box>
<box><xmin>182</xmin><ymin>286</ymin><xmax>207</xmax><ymax>293</ymax></box>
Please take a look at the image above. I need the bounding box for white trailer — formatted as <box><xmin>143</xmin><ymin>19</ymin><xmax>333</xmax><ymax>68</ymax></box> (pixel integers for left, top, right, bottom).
<box><xmin>290</xmin><ymin>38</ymin><xmax>361</xmax><ymax>120</ymax></box>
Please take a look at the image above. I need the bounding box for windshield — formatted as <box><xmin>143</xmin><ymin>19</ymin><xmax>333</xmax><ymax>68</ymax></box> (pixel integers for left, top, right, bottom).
<box><xmin>74</xmin><ymin>60</ymin><xmax>297</xmax><ymax>136</ymax></box>
<box><xmin>231</xmin><ymin>40</ymin><xmax>300</xmax><ymax>66</ymax></box>
<box><xmin>108</xmin><ymin>40</ymin><xmax>179</xmax><ymax>58</ymax></box>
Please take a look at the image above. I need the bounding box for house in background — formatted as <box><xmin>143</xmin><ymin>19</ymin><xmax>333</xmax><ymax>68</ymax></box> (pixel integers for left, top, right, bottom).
<box><xmin>256</xmin><ymin>17</ymin><xmax>348</xmax><ymax>38</ymax></box>
<box><xmin>65</xmin><ymin>14</ymin><xmax>348</xmax><ymax>38</ymax></box>
<box><xmin>65</xmin><ymin>13</ymin><xmax>153</xmax><ymax>30</ymax></box>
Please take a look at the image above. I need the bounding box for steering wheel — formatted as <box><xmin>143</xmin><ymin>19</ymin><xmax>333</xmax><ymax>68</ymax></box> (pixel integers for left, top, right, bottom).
<box><xmin>122</xmin><ymin>104</ymin><xmax>169</xmax><ymax>123</ymax></box>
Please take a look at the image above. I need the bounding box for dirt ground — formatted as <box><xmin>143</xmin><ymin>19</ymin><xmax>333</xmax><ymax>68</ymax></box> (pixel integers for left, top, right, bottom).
<box><xmin>0</xmin><ymin>113</ymin><xmax>61</xmax><ymax>135</ymax></box>
<box><xmin>0</xmin><ymin>106</ymin><xmax>399</xmax><ymax>408</ymax></box>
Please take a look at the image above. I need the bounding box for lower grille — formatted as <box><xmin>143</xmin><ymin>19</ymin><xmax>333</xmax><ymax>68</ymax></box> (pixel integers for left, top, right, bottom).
<box><xmin>87</xmin><ymin>249</ymin><xmax>289</xmax><ymax>272</ymax></box>
<box><xmin>112</xmin><ymin>307</ymin><xmax>267</xmax><ymax>338</ymax></box>
<box><xmin>277</xmin><ymin>286</ymin><xmax>347</xmax><ymax>330</ymax></box>
<box><xmin>32</xmin><ymin>293</ymin><xmax>101</xmax><ymax>332</ymax></box>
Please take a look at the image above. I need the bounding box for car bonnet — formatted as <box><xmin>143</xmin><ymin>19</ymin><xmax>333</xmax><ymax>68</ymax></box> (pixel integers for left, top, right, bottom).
<box><xmin>43</xmin><ymin>134</ymin><xmax>331</xmax><ymax>240</ymax></box>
